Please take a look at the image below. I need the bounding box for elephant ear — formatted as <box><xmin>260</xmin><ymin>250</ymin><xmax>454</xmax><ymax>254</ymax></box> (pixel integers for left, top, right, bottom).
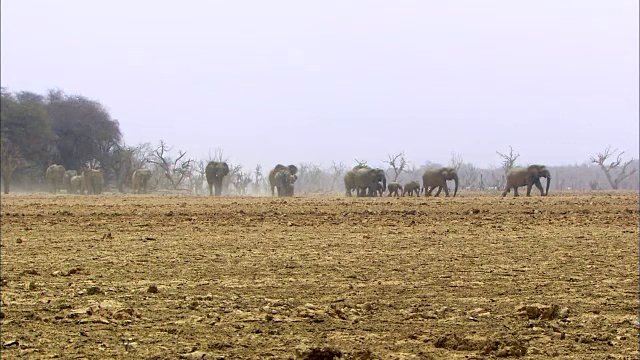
<box><xmin>222</xmin><ymin>162</ymin><xmax>230</xmax><ymax>176</ymax></box>
<box><xmin>287</xmin><ymin>165</ymin><xmax>298</xmax><ymax>175</ymax></box>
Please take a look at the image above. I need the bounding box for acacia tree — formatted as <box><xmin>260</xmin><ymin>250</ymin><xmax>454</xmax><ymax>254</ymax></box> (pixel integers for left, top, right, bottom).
<box><xmin>590</xmin><ymin>146</ymin><xmax>637</xmax><ymax>190</ymax></box>
<box><xmin>496</xmin><ymin>146</ymin><xmax>520</xmax><ymax>174</ymax></box>
<box><xmin>383</xmin><ymin>152</ymin><xmax>407</xmax><ymax>181</ymax></box>
<box><xmin>1</xmin><ymin>89</ymin><xmax>55</xmax><ymax>181</ymax></box>
<box><xmin>46</xmin><ymin>89</ymin><xmax>121</xmax><ymax>171</ymax></box>
<box><xmin>148</xmin><ymin>140</ymin><xmax>193</xmax><ymax>190</ymax></box>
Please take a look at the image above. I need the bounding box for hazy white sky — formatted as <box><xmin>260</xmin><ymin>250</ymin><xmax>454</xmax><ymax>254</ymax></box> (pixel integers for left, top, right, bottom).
<box><xmin>2</xmin><ymin>1</ymin><xmax>638</xmax><ymax>169</ymax></box>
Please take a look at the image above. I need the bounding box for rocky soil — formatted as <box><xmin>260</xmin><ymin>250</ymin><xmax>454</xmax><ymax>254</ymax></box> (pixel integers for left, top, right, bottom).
<box><xmin>1</xmin><ymin>193</ymin><xmax>638</xmax><ymax>359</ymax></box>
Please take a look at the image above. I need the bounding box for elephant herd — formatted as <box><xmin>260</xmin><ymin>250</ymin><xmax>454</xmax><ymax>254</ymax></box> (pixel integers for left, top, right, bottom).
<box><xmin>44</xmin><ymin>162</ymin><xmax>551</xmax><ymax>198</ymax></box>
<box><xmin>343</xmin><ymin>164</ymin><xmax>550</xmax><ymax>198</ymax></box>
<box><xmin>46</xmin><ymin>165</ymin><xmax>105</xmax><ymax>195</ymax></box>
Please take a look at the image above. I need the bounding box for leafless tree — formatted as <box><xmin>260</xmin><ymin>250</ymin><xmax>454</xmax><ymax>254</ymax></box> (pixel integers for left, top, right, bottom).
<box><xmin>148</xmin><ymin>140</ymin><xmax>194</xmax><ymax>190</ymax></box>
<box><xmin>222</xmin><ymin>163</ymin><xmax>243</xmax><ymax>194</ymax></box>
<box><xmin>449</xmin><ymin>152</ymin><xmax>463</xmax><ymax>172</ymax></box>
<box><xmin>449</xmin><ymin>153</ymin><xmax>478</xmax><ymax>189</ymax></box>
<box><xmin>383</xmin><ymin>152</ymin><xmax>407</xmax><ymax>181</ymax></box>
<box><xmin>1</xmin><ymin>139</ymin><xmax>23</xmax><ymax>194</ymax></box>
<box><xmin>253</xmin><ymin>164</ymin><xmax>266</xmax><ymax>194</ymax></box>
<box><xmin>329</xmin><ymin>161</ymin><xmax>346</xmax><ymax>191</ymax></box>
<box><xmin>496</xmin><ymin>146</ymin><xmax>520</xmax><ymax>174</ymax></box>
<box><xmin>590</xmin><ymin>146</ymin><xmax>637</xmax><ymax>190</ymax></box>
<box><xmin>232</xmin><ymin>171</ymin><xmax>252</xmax><ymax>195</ymax></box>
<box><xmin>191</xmin><ymin>160</ymin><xmax>207</xmax><ymax>195</ymax></box>
<box><xmin>354</xmin><ymin>159</ymin><xmax>368</xmax><ymax>168</ymax></box>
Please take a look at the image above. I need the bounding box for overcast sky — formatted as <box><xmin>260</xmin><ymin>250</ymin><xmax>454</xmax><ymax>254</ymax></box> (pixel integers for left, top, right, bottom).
<box><xmin>2</xmin><ymin>1</ymin><xmax>638</xmax><ymax>169</ymax></box>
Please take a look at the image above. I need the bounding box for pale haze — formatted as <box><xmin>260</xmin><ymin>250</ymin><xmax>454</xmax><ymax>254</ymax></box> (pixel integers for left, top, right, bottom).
<box><xmin>2</xmin><ymin>1</ymin><xmax>638</xmax><ymax>169</ymax></box>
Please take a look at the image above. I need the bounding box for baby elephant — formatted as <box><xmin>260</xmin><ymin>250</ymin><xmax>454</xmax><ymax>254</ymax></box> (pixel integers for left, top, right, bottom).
<box><xmin>402</xmin><ymin>181</ymin><xmax>421</xmax><ymax>197</ymax></box>
<box><xmin>387</xmin><ymin>182</ymin><xmax>402</xmax><ymax>197</ymax></box>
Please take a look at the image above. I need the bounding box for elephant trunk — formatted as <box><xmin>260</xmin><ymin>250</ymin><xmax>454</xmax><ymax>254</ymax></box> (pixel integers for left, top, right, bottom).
<box><xmin>545</xmin><ymin>175</ymin><xmax>551</xmax><ymax>196</ymax></box>
<box><xmin>382</xmin><ymin>178</ymin><xmax>387</xmax><ymax>194</ymax></box>
<box><xmin>453</xmin><ymin>174</ymin><xmax>459</xmax><ymax>197</ymax></box>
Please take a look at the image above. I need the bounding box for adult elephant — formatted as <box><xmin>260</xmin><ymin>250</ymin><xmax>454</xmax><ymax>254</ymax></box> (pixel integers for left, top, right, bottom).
<box><xmin>422</xmin><ymin>167</ymin><xmax>458</xmax><ymax>197</ymax></box>
<box><xmin>45</xmin><ymin>164</ymin><xmax>66</xmax><ymax>194</ymax></box>
<box><xmin>205</xmin><ymin>161</ymin><xmax>230</xmax><ymax>196</ymax></box>
<box><xmin>63</xmin><ymin>170</ymin><xmax>77</xmax><ymax>193</ymax></box>
<box><xmin>82</xmin><ymin>169</ymin><xmax>104</xmax><ymax>195</ymax></box>
<box><xmin>502</xmin><ymin>165</ymin><xmax>550</xmax><ymax>197</ymax></box>
<box><xmin>269</xmin><ymin>164</ymin><xmax>298</xmax><ymax>197</ymax></box>
<box><xmin>402</xmin><ymin>181</ymin><xmax>421</xmax><ymax>197</ymax></box>
<box><xmin>387</xmin><ymin>182</ymin><xmax>402</xmax><ymax>197</ymax></box>
<box><xmin>344</xmin><ymin>166</ymin><xmax>386</xmax><ymax>197</ymax></box>
<box><xmin>132</xmin><ymin>169</ymin><xmax>153</xmax><ymax>194</ymax></box>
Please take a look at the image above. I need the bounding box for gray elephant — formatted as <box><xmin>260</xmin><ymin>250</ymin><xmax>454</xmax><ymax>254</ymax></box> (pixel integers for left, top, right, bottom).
<box><xmin>387</xmin><ymin>182</ymin><xmax>402</xmax><ymax>197</ymax></box>
<box><xmin>422</xmin><ymin>167</ymin><xmax>459</xmax><ymax>197</ymax></box>
<box><xmin>132</xmin><ymin>169</ymin><xmax>153</xmax><ymax>194</ymax></box>
<box><xmin>45</xmin><ymin>164</ymin><xmax>66</xmax><ymax>194</ymax></box>
<box><xmin>63</xmin><ymin>170</ymin><xmax>77</xmax><ymax>193</ymax></box>
<box><xmin>344</xmin><ymin>166</ymin><xmax>387</xmax><ymax>197</ymax></box>
<box><xmin>205</xmin><ymin>161</ymin><xmax>230</xmax><ymax>196</ymax></box>
<box><xmin>402</xmin><ymin>181</ymin><xmax>421</xmax><ymax>197</ymax></box>
<box><xmin>502</xmin><ymin>165</ymin><xmax>550</xmax><ymax>197</ymax></box>
<box><xmin>69</xmin><ymin>175</ymin><xmax>83</xmax><ymax>194</ymax></box>
<box><xmin>269</xmin><ymin>164</ymin><xmax>298</xmax><ymax>197</ymax></box>
<box><xmin>82</xmin><ymin>169</ymin><xmax>104</xmax><ymax>195</ymax></box>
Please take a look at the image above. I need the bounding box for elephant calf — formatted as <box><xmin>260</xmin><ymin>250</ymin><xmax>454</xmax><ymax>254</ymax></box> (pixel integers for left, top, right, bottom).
<box><xmin>387</xmin><ymin>182</ymin><xmax>402</xmax><ymax>197</ymax></box>
<box><xmin>402</xmin><ymin>181</ymin><xmax>421</xmax><ymax>197</ymax></box>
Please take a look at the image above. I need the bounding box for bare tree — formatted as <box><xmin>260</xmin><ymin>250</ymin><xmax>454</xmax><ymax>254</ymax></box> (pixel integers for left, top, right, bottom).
<box><xmin>496</xmin><ymin>146</ymin><xmax>520</xmax><ymax>174</ymax></box>
<box><xmin>253</xmin><ymin>164</ymin><xmax>266</xmax><ymax>194</ymax></box>
<box><xmin>148</xmin><ymin>140</ymin><xmax>194</xmax><ymax>190</ymax></box>
<box><xmin>1</xmin><ymin>139</ymin><xmax>23</xmax><ymax>194</ymax></box>
<box><xmin>354</xmin><ymin>159</ymin><xmax>368</xmax><ymax>168</ymax></box>
<box><xmin>449</xmin><ymin>152</ymin><xmax>463</xmax><ymax>172</ymax></box>
<box><xmin>191</xmin><ymin>160</ymin><xmax>207</xmax><ymax>195</ymax></box>
<box><xmin>383</xmin><ymin>152</ymin><xmax>407</xmax><ymax>181</ymax></box>
<box><xmin>232</xmin><ymin>171</ymin><xmax>252</xmax><ymax>195</ymax></box>
<box><xmin>590</xmin><ymin>146</ymin><xmax>637</xmax><ymax>190</ymax></box>
<box><xmin>329</xmin><ymin>161</ymin><xmax>346</xmax><ymax>191</ymax></box>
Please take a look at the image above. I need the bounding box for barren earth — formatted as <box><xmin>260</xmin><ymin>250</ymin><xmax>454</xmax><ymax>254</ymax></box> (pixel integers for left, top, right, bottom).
<box><xmin>1</xmin><ymin>193</ymin><xmax>638</xmax><ymax>359</ymax></box>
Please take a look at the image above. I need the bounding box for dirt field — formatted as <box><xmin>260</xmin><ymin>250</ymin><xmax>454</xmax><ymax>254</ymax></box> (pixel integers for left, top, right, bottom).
<box><xmin>1</xmin><ymin>192</ymin><xmax>638</xmax><ymax>359</ymax></box>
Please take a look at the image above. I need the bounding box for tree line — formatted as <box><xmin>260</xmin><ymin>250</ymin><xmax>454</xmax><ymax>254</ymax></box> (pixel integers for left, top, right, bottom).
<box><xmin>1</xmin><ymin>88</ymin><xmax>637</xmax><ymax>195</ymax></box>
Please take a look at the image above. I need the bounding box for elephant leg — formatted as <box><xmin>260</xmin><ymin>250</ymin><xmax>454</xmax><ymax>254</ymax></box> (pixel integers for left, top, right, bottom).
<box><xmin>433</xmin><ymin>186</ymin><xmax>442</xmax><ymax>197</ymax></box>
<box><xmin>443</xmin><ymin>186</ymin><xmax>450</xmax><ymax>197</ymax></box>
<box><xmin>208</xmin><ymin>183</ymin><xmax>213</xmax><ymax>196</ymax></box>
<box><xmin>501</xmin><ymin>187</ymin><xmax>509</xmax><ymax>197</ymax></box>
<box><xmin>533</xmin><ymin>179</ymin><xmax>544</xmax><ymax>196</ymax></box>
<box><xmin>513</xmin><ymin>187</ymin><xmax>519</xmax><ymax>197</ymax></box>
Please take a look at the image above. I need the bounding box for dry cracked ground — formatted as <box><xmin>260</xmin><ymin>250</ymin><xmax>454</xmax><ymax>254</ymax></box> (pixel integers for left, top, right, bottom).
<box><xmin>0</xmin><ymin>192</ymin><xmax>638</xmax><ymax>359</ymax></box>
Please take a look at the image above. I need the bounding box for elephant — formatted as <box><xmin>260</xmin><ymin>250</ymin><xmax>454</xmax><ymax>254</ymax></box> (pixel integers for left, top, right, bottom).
<box><xmin>69</xmin><ymin>175</ymin><xmax>83</xmax><ymax>194</ymax></box>
<box><xmin>387</xmin><ymin>182</ymin><xmax>402</xmax><ymax>197</ymax></box>
<box><xmin>402</xmin><ymin>181</ymin><xmax>421</xmax><ymax>197</ymax></box>
<box><xmin>82</xmin><ymin>169</ymin><xmax>104</xmax><ymax>195</ymax></box>
<box><xmin>502</xmin><ymin>165</ymin><xmax>551</xmax><ymax>197</ymax></box>
<box><xmin>132</xmin><ymin>169</ymin><xmax>153</xmax><ymax>194</ymax></box>
<box><xmin>205</xmin><ymin>161</ymin><xmax>230</xmax><ymax>196</ymax></box>
<box><xmin>344</xmin><ymin>166</ymin><xmax>387</xmax><ymax>197</ymax></box>
<box><xmin>422</xmin><ymin>167</ymin><xmax>459</xmax><ymax>197</ymax></box>
<box><xmin>45</xmin><ymin>164</ymin><xmax>66</xmax><ymax>194</ymax></box>
<box><xmin>269</xmin><ymin>164</ymin><xmax>298</xmax><ymax>197</ymax></box>
<box><xmin>63</xmin><ymin>170</ymin><xmax>77</xmax><ymax>193</ymax></box>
